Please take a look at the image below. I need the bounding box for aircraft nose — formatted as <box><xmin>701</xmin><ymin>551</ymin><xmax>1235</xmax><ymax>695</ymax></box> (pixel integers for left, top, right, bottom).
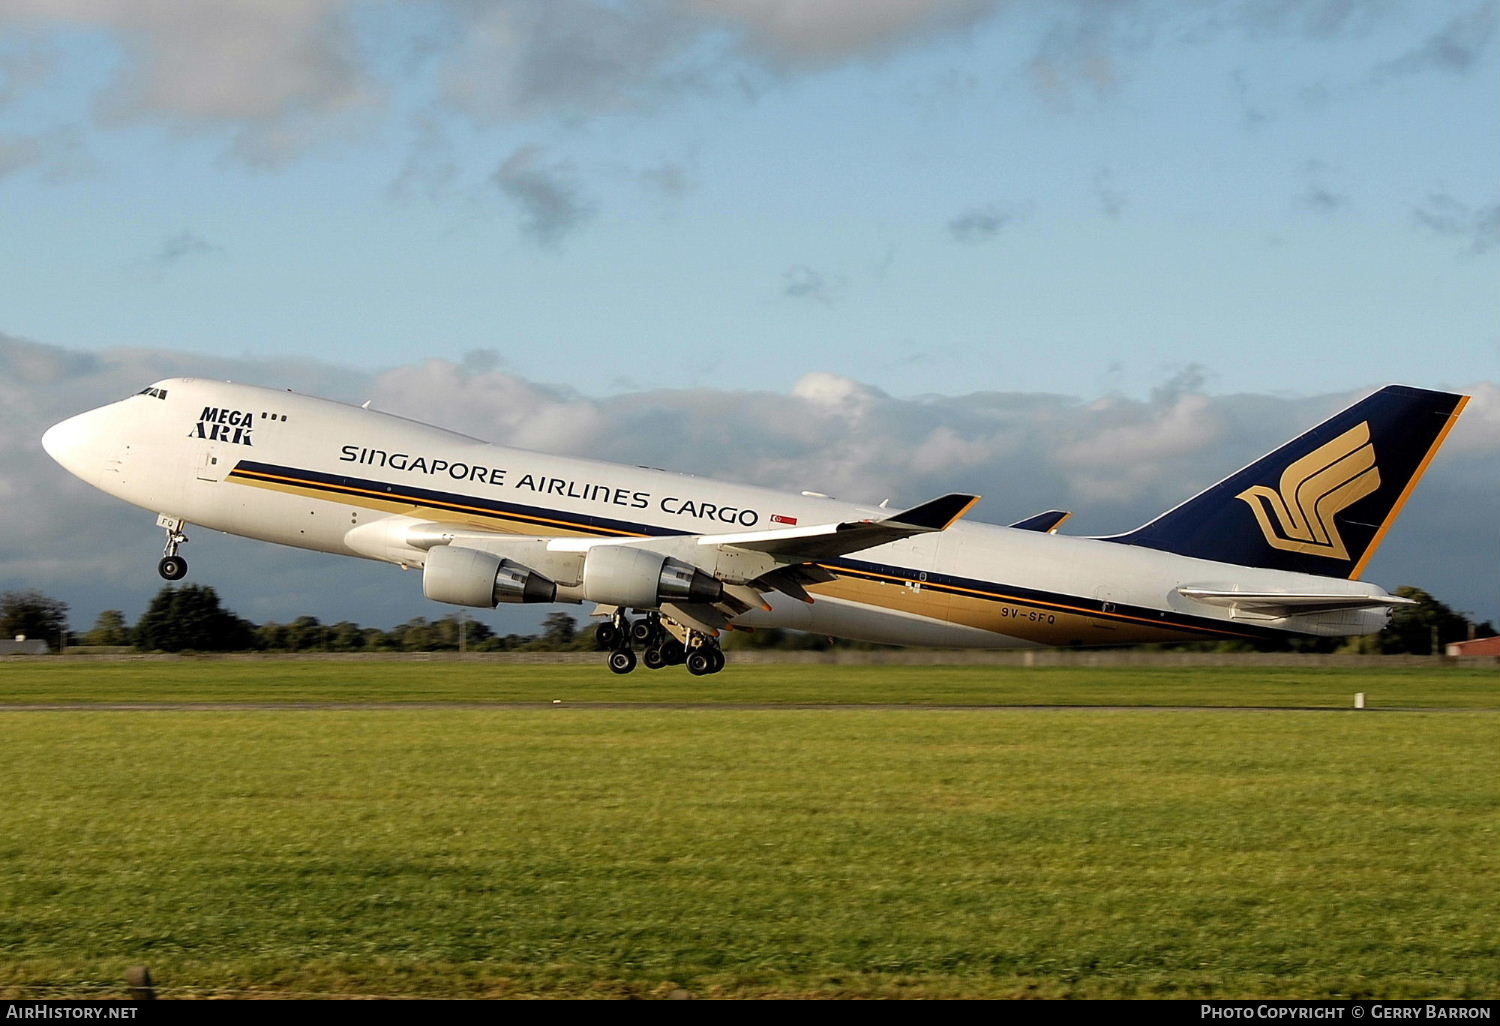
<box><xmin>42</xmin><ymin>409</ymin><xmax>109</xmax><ymax>481</ymax></box>
<box><xmin>42</xmin><ymin>414</ymin><xmax>85</xmax><ymax>464</ymax></box>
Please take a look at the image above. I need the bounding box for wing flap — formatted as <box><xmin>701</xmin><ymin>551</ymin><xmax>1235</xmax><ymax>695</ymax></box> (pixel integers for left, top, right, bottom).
<box><xmin>753</xmin><ymin>565</ymin><xmax>836</xmax><ymax>604</ymax></box>
<box><xmin>660</xmin><ymin>601</ymin><xmax>730</xmax><ymax>635</ymax></box>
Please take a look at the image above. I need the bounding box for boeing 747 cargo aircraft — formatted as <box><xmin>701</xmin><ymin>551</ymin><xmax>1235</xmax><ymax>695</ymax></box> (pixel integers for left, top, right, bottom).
<box><xmin>42</xmin><ymin>381</ymin><xmax>1466</xmax><ymax>674</ymax></box>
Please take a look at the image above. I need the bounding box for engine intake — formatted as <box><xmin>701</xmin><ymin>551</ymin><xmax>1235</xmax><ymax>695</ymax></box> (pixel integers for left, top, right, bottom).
<box><xmin>422</xmin><ymin>545</ymin><xmax>556</xmax><ymax>607</ymax></box>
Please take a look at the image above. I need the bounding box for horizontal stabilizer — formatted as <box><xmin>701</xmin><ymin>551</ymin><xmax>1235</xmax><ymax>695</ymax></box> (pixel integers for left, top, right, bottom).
<box><xmin>1178</xmin><ymin>587</ymin><xmax>1415</xmax><ymax>617</ymax></box>
<box><xmin>1008</xmin><ymin>510</ymin><xmax>1072</xmax><ymax>533</ymax></box>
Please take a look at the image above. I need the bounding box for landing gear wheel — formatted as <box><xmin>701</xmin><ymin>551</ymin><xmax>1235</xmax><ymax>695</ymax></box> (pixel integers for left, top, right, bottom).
<box><xmin>630</xmin><ymin>617</ymin><xmax>657</xmax><ymax>646</ymax></box>
<box><xmin>707</xmin><ymin>647</ymin><xmax>725</xmax><ymax>674</ymax></box>
<box><xmin>607</xmin><ymin>648</ymin><xmax>637</xmax><ymax>675</ymax></box>
<box><xmin>661</xmin><ymin>639</ymin><xmax>686</xmax><ymax>666</ymax></box>
<box><xmin>595</xmin><ymin>623</ymin><xmax>621</xmax><ymax>649</ymax></box>
<box><xmin>686</xmin><ymin>649</ymin><xmax>715</xmax><ymax>676</ymax></box>
<box><xmin>642</xmin><ymin>646</ymin><xmax>668</xmax><ymax>670</ymax></box>
<box><xmin>156</xmin><ymin>516</ymin><xmax>188</xmax><ymax>580</ymax></box>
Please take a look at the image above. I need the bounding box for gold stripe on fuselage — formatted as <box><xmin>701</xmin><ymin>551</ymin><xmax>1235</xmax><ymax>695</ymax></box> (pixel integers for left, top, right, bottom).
<box><xmin>815</xmin><ymin>564</ymin><xmax>1251</xmax><ymax>645</ymax></box>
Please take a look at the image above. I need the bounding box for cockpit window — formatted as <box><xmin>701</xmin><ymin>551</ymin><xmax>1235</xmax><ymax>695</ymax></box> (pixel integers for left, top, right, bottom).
<box><xmin>135</xmin><ymin>387</ymin><xmax>168</xmax><ymax>400</ymax></box>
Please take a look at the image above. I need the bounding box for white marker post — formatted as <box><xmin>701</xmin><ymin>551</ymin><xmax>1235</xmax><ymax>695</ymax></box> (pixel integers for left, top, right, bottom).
<box><xmin>1355</xmin><ymin>692</ymin><xmax>1366</xmax><ymax>709</ymax></box>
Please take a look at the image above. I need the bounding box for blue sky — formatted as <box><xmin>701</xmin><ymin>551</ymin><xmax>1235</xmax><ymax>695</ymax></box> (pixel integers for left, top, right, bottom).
<box><xmin>1</xmin><ymin>1</ymin><xmax>1495</xmax><ymax>633</ymax></box>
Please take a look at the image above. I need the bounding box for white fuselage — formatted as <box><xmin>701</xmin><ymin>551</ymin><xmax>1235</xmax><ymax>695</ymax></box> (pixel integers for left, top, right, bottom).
<box><xmin>43</xmin><ymin>378</ymin><xmax>1396</xmax><ymax>647</ymax></box>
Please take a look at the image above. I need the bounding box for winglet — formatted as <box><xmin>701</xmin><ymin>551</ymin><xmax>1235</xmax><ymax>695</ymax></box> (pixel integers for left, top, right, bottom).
<box><xmin>884</xmin><ymin>493</ymin><xmax>981</xmax><ymax>531</ymax></box>
<box><xmin>710</xmin><ymin>493</ymin><xmax>980</xmax><ymax>562</ymax></box>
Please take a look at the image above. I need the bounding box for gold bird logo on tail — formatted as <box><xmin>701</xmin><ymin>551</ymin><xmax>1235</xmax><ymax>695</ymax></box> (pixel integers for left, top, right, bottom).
<box><xmin>1235</xmin><ymin>422</ymin><xmax>1380</xmax><ymax>561</ymax></box>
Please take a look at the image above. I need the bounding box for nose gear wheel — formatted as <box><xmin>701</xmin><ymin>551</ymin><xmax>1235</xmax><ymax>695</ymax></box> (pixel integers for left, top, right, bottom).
<box><xmin>156</xmin><ymin>516</ymin><xmax>189</xmax><ymax>580</ymax></box>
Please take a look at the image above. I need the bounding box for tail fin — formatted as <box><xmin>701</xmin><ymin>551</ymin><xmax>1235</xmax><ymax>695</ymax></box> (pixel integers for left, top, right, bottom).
<box><xmin>1109</xmin><ymin>385</ymin><xmax>1468</xmax><ymax>577</ymax></box>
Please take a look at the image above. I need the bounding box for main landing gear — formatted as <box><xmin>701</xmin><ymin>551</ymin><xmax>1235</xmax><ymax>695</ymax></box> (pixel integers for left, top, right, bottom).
<box><xmin>156</xmin><ymin>516</ymin><xmax>189</xmax><ymax>581</ymax></box>
<box><xmin>596</xmin><ymin>610</ymin><xmax>724</xmax><ymax>676</ymax></box>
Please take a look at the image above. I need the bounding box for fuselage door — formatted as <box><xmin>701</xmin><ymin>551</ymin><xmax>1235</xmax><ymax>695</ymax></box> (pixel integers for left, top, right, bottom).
<box><xmin>197</xmin><ymin>447</ymin><xmax>224</xmax><ymax>482</ymax></box>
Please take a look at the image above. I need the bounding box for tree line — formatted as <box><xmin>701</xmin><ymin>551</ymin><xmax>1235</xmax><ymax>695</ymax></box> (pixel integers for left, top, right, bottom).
<box><xmin>0</xmin><ymin>585</ymin><xmax>1493</xmax><ymax>656</ymax></box>
<box><xmin>3</xmin><ymin>586</ymin><xmax>595</xmax><ymax>654</ymax></box>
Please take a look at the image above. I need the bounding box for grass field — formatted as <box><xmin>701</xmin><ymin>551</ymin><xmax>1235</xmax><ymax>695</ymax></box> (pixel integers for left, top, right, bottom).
<box><xmin>0</xmin><ymin>661</ymin><xmax>1495</xmax><ymax>1000</ymax></box>
<box><xmin>2</xmin><ymin>659</ymin><xmax>1496</xmax><ymax>708</ymax></box>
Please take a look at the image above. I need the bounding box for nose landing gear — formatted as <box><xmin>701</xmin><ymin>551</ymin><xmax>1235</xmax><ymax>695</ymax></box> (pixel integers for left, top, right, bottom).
<box><xmin>156</xmin><ymin>515</ymin><xmax>189</xmax><ymax>581</ymax></box>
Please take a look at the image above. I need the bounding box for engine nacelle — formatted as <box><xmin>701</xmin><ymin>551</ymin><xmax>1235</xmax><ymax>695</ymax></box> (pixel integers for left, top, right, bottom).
<box><xmin>580</xmin><ymin>545</ymin><xmax>723</xmax><ymax>609</ymax></box>
<box><xmin>422</xmin><ymin>545</ymin><xmax>557</xmax><ymax>607</ymax></box>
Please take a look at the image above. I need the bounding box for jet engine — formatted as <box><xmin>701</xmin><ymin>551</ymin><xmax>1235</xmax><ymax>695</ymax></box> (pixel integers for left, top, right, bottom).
<box><xmin>578</xmin><ymin>544</ymin><xmax>723</xmax><ymax>608</ymax></box>
<box><xmin>421</xmin><ymin>541</ymin><xmax>723</xmax><ymax>611</ymax></box>
<box><xmin>422</xmin><ymin>545</ymin><xmax>557</xmax><ymax>607</ymax></box>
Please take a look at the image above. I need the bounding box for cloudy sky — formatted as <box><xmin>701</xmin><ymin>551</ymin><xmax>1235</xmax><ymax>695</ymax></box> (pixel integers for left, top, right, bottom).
<box><xmin>1</xmin><ymin>1</ymin><xmax>1495</xmax><ymax>636</ymax></box>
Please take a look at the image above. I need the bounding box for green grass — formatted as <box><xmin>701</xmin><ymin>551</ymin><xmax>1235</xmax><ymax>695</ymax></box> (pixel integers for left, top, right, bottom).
<box><xmin>1</xmin><ymin>659</ymin><xmax>1495</xmax><ymax>709</ymax></box>
<box><xmin>0</xmin><ymin>662</ymin><xmax>1495</xmax><ymax>999</ymax></box>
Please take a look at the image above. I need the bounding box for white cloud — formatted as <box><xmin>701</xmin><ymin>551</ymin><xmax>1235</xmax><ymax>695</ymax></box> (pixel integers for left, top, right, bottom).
<box><xmin>947</xmin><ymin>206</ymin><xmax>1013</xmax><ymax>244</ymax></box>
<box><xmin>370</xmin><ymin>357</ymin><xmax>606</xmax><ymax>454</ymax></box>
<box><xmin>439</xmin><ymin>0</ymin><xmax>702</xmax><ymax>123</ymax></box>
<box><xmin>686</xmin><ymin>0</ymin><xmax>997</xmax><ymax>63</ymax></box>
<box><xmin>1374</xmin><ymin>2</ymin><xmax>1498</xmax><ymax>80</ymax></box>
<box><xmin>781</xmin><ymin>265</ymin><xmax>841</xmax><ymax>304</ymax></box>
<box><xmin>1055</xmin><ymin>393</ymin><xmax>1225</xmax><ymax>504</ymax></box>
<box><xmin>4</xmin><ymin>0</ymin><xmax>995</xmax><ymax>163</ymax></box>
<box><xmin>1412</xmin><ymin>193</ymin><xmax>1500</xmax><ymax>255</ymax></box>
<box><xmin>1447</xmin><ymin>381</ymin><xmax>1500</xmax><ymax>455</ymax></box>
<box><xmin>790</xmin><ymin>371</ymin><xmax>882</xmax><ymax>410</ymax></box>
<box><xmin>3</xmin><ymin>0</ymin><xmax>378</xmax><ymax>164</ymax></box>
<box><xmin>490</xmin><ymin>145</ymin><xmax>595</xmax><ymax>247</ymax></box>
<box><xmin>2</xmin><ymin>0</ymin><xmax>1482</xmax><ymax>175</ymax></box>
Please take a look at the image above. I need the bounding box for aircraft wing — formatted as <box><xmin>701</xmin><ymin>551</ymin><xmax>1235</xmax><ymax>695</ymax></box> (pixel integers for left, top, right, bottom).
<box><xmin>391</xmin><ymin>493</ymin><xmax>981</xmax><ymax>627</ymax></box>
<box><xmin>1177</xmin><ymin>588</ymin><xmax>1416</xmax><ymax>616</ymax></box>
<box><xmin>701</xmin><ymin>492</ymin><xmax>981</xmax><ymax>562</ymax></box>
<box><xmin>400</xmin><ymin>493</ymin><xmax>980</xmax><ymax>566</ymax></box>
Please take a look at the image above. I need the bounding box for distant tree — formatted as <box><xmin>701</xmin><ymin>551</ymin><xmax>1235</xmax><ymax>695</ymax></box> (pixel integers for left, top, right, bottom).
<box><xmin>538</xmin><ymin>612</ymin><xmax>576</xmax><ymax>649</ymax></box>
<box><xmin>723</xmin><ymin>627</ymin><xmax>832</xmax><ymax>651</ymax></box>
<box><xmin>134</xmin><ymin>585</ymin><xmax>255</xmax><ymax>652</ymax></box>
<box><xmin>283</xmin><ymin>615</ymin><xmax>331</xmax><ymax>652</ymax></box>
<box><xmin>1376</xmin><ymin>587</ymin><xmax>1478</xmax><ymax>655</ymax></box>
<box><xmin>327</xmin><ymin>621</ymin><xmax>366</xmax><ymax>652</ymax></box>
<box><xmin>83</xmin><ymin>610</ymin><xmax>131</xmax><ymax>647</ymax></box>
<box><xmin>489</xmin><ymin>633</ymin><xmax>530</xmax><ymax>652</ymax></box>
<box><xmin>254</xmin><ymin>616</ymin><xmax>332</xmax><ymax>651</ymax></box>
<box><xmin>388</xmin><ymin>617</ymin><xmax>439</xmax><ymax>651</ymax></box>
<box><xmin>0</xmin><ymin>590</ymin><xmax>69</xmax><ymax>644</ymax></box>
<box><xmin>363</xmin><ymin>626</ymin><xmax>397</xmax><ymax>651</ymax></box>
